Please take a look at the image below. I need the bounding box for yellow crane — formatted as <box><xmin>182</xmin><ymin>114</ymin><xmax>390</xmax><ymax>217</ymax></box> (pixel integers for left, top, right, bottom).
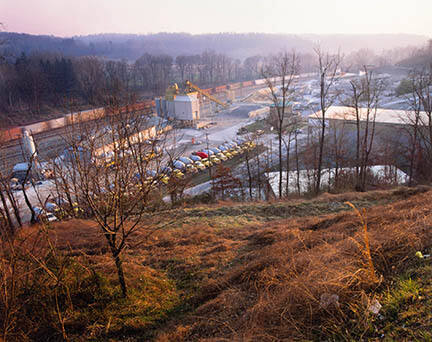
<box><xmin>184</xmin><ymin>80</ymin><xmax>229</xmax><ymax>108</ymax></box>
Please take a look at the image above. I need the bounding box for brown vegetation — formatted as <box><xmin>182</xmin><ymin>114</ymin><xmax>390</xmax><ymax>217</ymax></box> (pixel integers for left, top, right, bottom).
<box><xmin>156</xmin><ymin>186</ymin><xmax>432</xmax><ymax>341</ymax></box>
<box><xmin>1</xmin><ymin>186</ymin><xmax>431</xmax><ymax>340</ymax></box>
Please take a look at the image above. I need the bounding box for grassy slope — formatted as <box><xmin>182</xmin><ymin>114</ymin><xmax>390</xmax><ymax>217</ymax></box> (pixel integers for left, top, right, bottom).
<box><xmin>36</xmin><ymin>185</ymin><xmax>432</xmax><ymax>340</ymax></box>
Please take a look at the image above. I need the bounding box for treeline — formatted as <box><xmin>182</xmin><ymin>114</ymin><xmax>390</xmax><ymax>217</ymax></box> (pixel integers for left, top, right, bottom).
<box><xmin>0</xmin><ymin>53</ymin><xmax>133</xmax><ymax>124</ymax></box>
<box><xmin>397</xmin><ymin>39</ymin><xmax>432</xmax><ymax>68</ymax></box>
<box><xmin>1</xmin><ymin>32</ymin><xmax>427</xmax><ymax>61</ymax></box>
<box><xmin>0</xmin><ymin>32</ymin><xmax>313</xmax><ymax>60</ymax></box>
<box><xmin>0</xmin><ymin>50</ymin><xmax>269</xmax><ymax>125</ymax></box>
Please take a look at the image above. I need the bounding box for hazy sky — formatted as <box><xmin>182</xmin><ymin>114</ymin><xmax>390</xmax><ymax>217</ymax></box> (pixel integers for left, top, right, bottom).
<box><xmin>1</xmin><ymin>0</ymin><xmax>431</xmax><ymax>37</ymax></box>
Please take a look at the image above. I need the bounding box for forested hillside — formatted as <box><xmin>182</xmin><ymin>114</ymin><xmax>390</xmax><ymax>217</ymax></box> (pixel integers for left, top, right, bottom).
<box><xmin>1</xmin><ymin>32</ymin><xmax>428</xmax><ymax>61</ymax></box>
<box><xmin>0</xmin><ymin>31</ymin><xmax>429</xmax><ymax>126</ymax></box>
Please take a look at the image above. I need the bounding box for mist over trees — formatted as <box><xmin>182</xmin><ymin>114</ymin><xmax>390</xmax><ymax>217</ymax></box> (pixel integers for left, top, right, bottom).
<box><xmin>0</xmin><ymin>32</ymin><xmax>428</xmax><ymax>61</ymax></box>
<box><xmin>0</xmin><ymin>30</ymin><xmax>431</xmax><ymax>127</ymax></box>
<box><xmin>397</xmin><ymin>39</ymin><xmax>432</xmax><ymax>67</ymax></box>
<box><xmin>0</xmin><ymin>50</ymin><xmax>266</xmax><ymax>125</ymax></box>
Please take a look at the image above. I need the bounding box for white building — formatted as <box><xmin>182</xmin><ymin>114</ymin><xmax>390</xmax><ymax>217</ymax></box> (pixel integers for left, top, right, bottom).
<box><xmin>308</xmin><ymin>106</ymin><xmax>429</xmax><ymax>128</ymax></box>
<box><xmin>266</xmin><ymin>165</ymin><xmax>408</xmax><ymax>195</ymax></box>
<box><xmin>173</xmin><ymin>93</ymin><xmax>200</xmax><ymax>121</ymax></box>
<box><xmin>156</xmin><ymin>93</ymin><xmax>200</xmax><ymax>121</ymax></box>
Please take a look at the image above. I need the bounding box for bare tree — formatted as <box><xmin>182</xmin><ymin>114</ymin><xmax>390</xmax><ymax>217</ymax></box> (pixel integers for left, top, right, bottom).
<box><xmin>262</xmin><ymin>51</ymin><xmax>300</xmax><ymax>198</ymax></box>
<box><xmin>176</xmin><ymin>55</ymin><xmax>188</xmax><ymax>83</ymax></box>
<box><xmin>401</xmin><ymin>65</ymin><xmax>432</xmax><ymax>184</ymax></box>
<box><xmin>75</xmin><ymin>56</ymin><xmax>106</xmax><ymax>105</ymax></box>
<box><xmin>326</xmin><ymin>120</ymin><xmax>350</xmax><ymax>191</ymax></box>
<box><xmin>242</xmin><ymin>133</ymin><xmax>256</xmax><ymax>199</ymax></box>
<box><xmin>343</xmin><ymin>66</ymin><xmax>384</xmax><ymax>191</ymax></box>
<box><xmin>314</xmin><ymin>47</ymin><xmax>342</xmax><ymax>194</ymax></box>
<box><xmin>281</xmin><ymin>115</ymin><xmax>303</xmax><ymax>197</ymax></box>
<box><xmin>293</xmin><ymin>129</ymin><xmax>302</xmax><ymax>195</ymax></box>
<box><xmin>58</xmin><ymin>107</ymin><xmax>171</xmax><ymax>297</ymax></box>
<box><xmin>211</xmin><ymin>164</ymin><xmax>241</xmax><ymax>201</ymax></box>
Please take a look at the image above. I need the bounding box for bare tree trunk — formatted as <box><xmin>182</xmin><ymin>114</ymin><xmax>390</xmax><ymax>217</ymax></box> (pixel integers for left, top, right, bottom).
<box><xmin>256</xmin><ymin>148</ymin><xmax>262</xmax><ymax>200</ymax></box>
<box><xmin>278</xmin><ymin>131</ymin><xmax>283</xmax><ymax>197</ymax></box>
<box><xmin>262</xmin><ymin>52</ymin><xmax>299</xmax><ymax>198</ymax></box>
<box><xmin>316</xmin><ymin>106</ymin><xmax>326</xmax><ymax>194</ymax></box>
<box><xmin>0</xmin><ymin>190</ymin><xmax>13</xmax><ymax>234</ymax></box>
<box><xmin>245</xmin><ymin>152</ymin><xmax>253</xmax><ymax>199</ymax></box>
<box><xmin>284</xmin><ymin>134</ymin><xmax>292</xmax><ymax>196</ymax></box>
<box><xmin>5</xmin><ymin>190</ymin><xmax>22</xmax><ymax>227</ymax></box>
<box><xmin>314</xmin><ymin>47</ymin><xmax>342</xmax><ymax>194</ymax></box>
<box><xmin>408</xmin><ymin>110</ymin><xmax>420</xmax><ymax>187</ymax></box>
<box><xmin>114</xmin><ymin>252</ymin><xmax>127</xmax><ymax>298</ymax></box>
<box><xmin>22</xmin><ymin>185</ymin><xmax>36</xmax><ymax>223</ymax></box>
<box><xmin>294</xmin><ymin>133</ymin><xmax>301</xmax><ymax>195</ymax></box>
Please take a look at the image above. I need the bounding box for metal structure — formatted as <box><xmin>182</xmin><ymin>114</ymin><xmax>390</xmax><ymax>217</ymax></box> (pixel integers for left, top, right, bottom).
<box><xmin>184</xmin><ymin>80</ymin><xmax>229</xmax><ymax>108</ymax></box>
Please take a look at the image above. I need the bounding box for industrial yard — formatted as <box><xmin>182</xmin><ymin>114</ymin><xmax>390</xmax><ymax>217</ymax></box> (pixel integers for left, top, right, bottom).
<box><xmin>4</xmin><ymin>0</ymin><xmax>432</xmax><ymax>339</ymax></box>
<box><xmin>0</xmin><ymin>79</ymin><xmax>274</xmax><ymax>223</ymax></box>
<box><xmin>0</xmin><ymin>66</ymin><xmax>422</xmax><ymax>224</ymax></box>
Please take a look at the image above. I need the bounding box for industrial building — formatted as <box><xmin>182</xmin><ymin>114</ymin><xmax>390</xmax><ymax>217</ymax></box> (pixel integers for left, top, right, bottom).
<box><xmin>308</xmin><ymin>106</ymin><xmax>428</xmax><ymax>129</ymax></box>
<box><xmin>156</xmin><ymin>80</ymin><xmax>231</xmax><ymax>124</ymax></box>
<box><xmin>266</xmin><ymin>165</ymin><xmax>408</xmax><ymax>196</ymax></box>
<box><xmin>156</xmin><ymin>92</ymin><xmax>200</xmax><ymax>122</ymax></box>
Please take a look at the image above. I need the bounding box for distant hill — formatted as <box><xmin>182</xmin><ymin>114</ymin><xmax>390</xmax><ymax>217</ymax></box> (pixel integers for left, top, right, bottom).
<box><xmin>303</xmin><ymin>33</ymin><xmax>429</xmax><ymax>53</ymax></box>
<box><xmin>396</xmin><ymin>40</ymin><xmax>432</xmax><ymax>68</ymax></box>
<box><xmin>0</xmin><ymin>32</ymin><xmax>429</xmax><ymax>61</ymax></box>
<box><xmin>0</xmin><ymin>32</ymin><xmax>90</xmax><ymax>61</ymax></box>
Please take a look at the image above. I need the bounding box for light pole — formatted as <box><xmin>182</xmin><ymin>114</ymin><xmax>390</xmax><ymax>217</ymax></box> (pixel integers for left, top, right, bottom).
<box><xmin>206</xmin><ymin>132</ymin><xmax>214</xmax><ymax>198</ymax></box>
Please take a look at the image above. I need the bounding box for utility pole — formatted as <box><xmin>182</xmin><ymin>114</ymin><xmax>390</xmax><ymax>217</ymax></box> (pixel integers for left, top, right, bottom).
<box><xmin>206</xmin><ymin>132</ymin><xmax>212</xmax><ymax>178</ymax></box>
<box><xmin>206</xmin><ymin>132</ymin><xmax>214</xmax><ymax>198</ymax></box>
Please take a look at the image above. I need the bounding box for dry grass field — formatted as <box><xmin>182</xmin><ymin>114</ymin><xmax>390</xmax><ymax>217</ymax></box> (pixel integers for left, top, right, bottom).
<box><xmin>2</xmin><ymin>185</ymin><xmax>432</xmax><ymax>341</ymax></box>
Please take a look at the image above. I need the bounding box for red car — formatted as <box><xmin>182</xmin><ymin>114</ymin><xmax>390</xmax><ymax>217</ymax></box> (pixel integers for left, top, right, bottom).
<box><xmin>195</xmin><ymin>151</ymin><xmax>208</xmax><ymax>159</ymax></box>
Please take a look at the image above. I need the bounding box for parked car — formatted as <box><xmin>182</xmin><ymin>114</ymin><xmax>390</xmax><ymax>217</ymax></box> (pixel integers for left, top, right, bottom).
<box><xmin>218</xmin><ymin>152</ymin><xmax>229</xmax><ymax>161</ymax></box>
<box><xmin>143</xmin><ymin>170</ymin><xmax>156</xmax><ymax>185</ymax></box>
<box><xmin>45</xmin><ymin>202</ymin><xmax>58</xmax><ymax>213</ymax></box>
<box><xmin>194</xmin><ymin>151</ymin><xmax>208</xmax><ymax>159</ymax></box>
<box><xmin>200</xmin><ymin>157</ymin><xmax>213</xmax><ymax>167</ymax></box>
<box><xmin>235</xmin><ymin>138</ymin><xmax>254</xmax><ymax>150</ymax></box>
<box><xmin>194</xmin><ymin>161</ymin><xmax>206</xmax><ymax>171</ymax></box>
<box><xmin>160</xmin><ymin>174</ymin><xmax>170</xmax><ymax>184</ymax></box>
<box><xmin>222</xmin><ymin>143</ymin><xmax>238</xmax><ymax>155</ymax></box>
<box><xmin>179</xmin><ymin>157</ymin><xmax>194</xmax><ymax>165</ymax></box>
<box><xmin>161</xmin><ymin>166</ymin><xmax>172</xmax><ymax>175</ymax></box>
<box><xmin>237</xmin><ymin>127</ymin><xmax>248</xmax><ymax>135</ymax></box>
<box><xmin>247</xmin><ymin>141</ymin><xmax>256</xmax><ymax>149</ymax></box>
<box><xmin>189</xmin><ymin>155</ymin><xmax>207</xmax><ymax>169</ymax></box>
<box><xmin>45</xmin><ymin>212</ymin><xmax>58</xmax><ymax>222</ymax></box>
<box><xmin>190</xmin><ymin>155</ymin><xmax>201</xmax><ymax>162</ymax></box>
<box><xmin>33</xmin><ymin>207</ymin><xmax>58</xmax><ymax>223</ymax></box>
<box><xmin>209</xmin><ymin>147</ymin><xmax>222</xmax><ymax>154</ymax></box>
<box><xmin>172</xmin><ymin>169</ymin><xmax>185</xmax><ymax>179</ymax></box>
<box><xmin>218</xmin><ymin>145</ymin><xmax>234</xmax><ymax>158</ymax></box>
<box><xmin>10</xmin><ymin>178</ymin><xmax>21</xmax><ymax>191</ymax></box>
<box><xmin>173</xmin><ymin>160</ymin><xmax>186</xmax><ymax>171</ymax></box>
<box><xmin>209</xmin><ymin>148</ymin><xmax>227</xmax><ymax>161</ymax></box>
<box><xmin>185</xmin><ymin>163</ymin><xmax>198</xmax><ymax>173</ymax></box>
<box><xmin>160</xmin><ymin>166</ymin><xmax>184</xmax><ymax>180</ymax></box>
<box><xmin>209</xmin><ymin>155</ymin><xmax>221</xmax><ymax>164</ymax></box>
<box><xmin>209</xmin><ymin>150</ymin><xmax>227</xmax><ymax>161</ymax></box>
<box><xmin>146</xmin><ymin>170</ymin><xmax>157</xmax><ymax>178</ymax></box>
<box><xmin>229</xmin><ymin>142</ymin><xmax>244</xmax><ymax>153</ymax></box>
<box><xmin>202</xmin><ymin>149</ymin><xmax>215</xmax><ymax>156</ymax></box>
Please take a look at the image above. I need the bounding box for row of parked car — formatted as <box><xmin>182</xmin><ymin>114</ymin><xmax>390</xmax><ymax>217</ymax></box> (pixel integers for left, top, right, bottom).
<box><xmin>143</xmin><ymin>138</ymin><xmax>256</xmax><ymax>184</ymax></box>
<box><xmin>31</xmin><ymin>138</ymin><xmax>256</xmax><ymax>222</ymax></box>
